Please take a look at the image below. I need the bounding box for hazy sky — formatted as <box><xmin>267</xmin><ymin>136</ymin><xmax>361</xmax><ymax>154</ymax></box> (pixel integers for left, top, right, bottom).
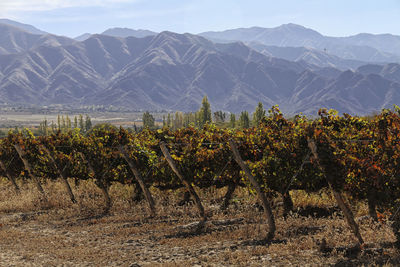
<box><xmin>0</xmin><ymin>0</ymin><xmax>399</xmax><ymax>38</ymax></box>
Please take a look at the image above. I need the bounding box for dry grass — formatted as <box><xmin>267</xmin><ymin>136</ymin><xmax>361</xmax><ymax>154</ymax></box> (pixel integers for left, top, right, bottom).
<box><xmin>0</xmin><ymin>179</ymin><xmax>398</xmax><ymax>266</ymax></box>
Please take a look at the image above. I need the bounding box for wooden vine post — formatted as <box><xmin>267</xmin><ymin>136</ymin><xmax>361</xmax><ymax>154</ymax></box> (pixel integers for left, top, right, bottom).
<box><xmin>118</xmin><ymin>145</ymin><xmax>156</xmax><ymax>217</ymax></box>
<box><xmin>307</xmin><ymin>138</ymin><xmax>364</xmax><ymax>244</ymax></box>
<box><xmin>78</xmin><ymin>152</ymin><xmax>111</xmax><ymax>214</ymax></box>
<box><xmin>39</xmin><ymin>145</ymin><xmax>77</xmax><ymax>204</ymax></box>
<box><xmin>160</xmin><ymin>142</ymin><xmax>207</xmax><ymax>224</ymax></box>
<box><xmin>0</xmin><ymin>160</ymin><xmax>20</xmax><ymax>194</ymax></box>
<box><xmin>221</xmin><ymin>182</ymin><xmax>236</xmax><ymax>210</ymax></box>
<box><xmin>229</xmin><ymin>139</ymin><xmax>276</xmax><ymax>241</ymax></box>
<box><xmin>282</xmin><ymin>192</ymin><xmax>294</xmax><ymax>218</ymax></box>
<box><xmin>14</xmin><ymin>144</ymin><xmax>47</xmax><ymax>200</ymax></box>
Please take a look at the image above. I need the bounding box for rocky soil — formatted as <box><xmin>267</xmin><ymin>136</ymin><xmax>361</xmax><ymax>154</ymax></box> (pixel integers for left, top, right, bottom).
<box><xmin>0</xmin><ymin>182</ymin><xmax>399</xmax><ymax>266</ymax></box>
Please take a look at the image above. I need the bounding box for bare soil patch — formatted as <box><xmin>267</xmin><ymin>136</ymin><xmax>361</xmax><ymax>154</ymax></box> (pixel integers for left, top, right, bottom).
<box><xmin>0</xmin><ymin>180</ymin><xmax>399</xmax><ymax>266</ymax></box>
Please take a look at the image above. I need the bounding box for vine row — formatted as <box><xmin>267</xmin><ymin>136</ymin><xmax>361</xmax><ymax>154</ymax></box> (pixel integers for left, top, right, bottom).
<box><xmin>1</xmin><ymin>107</ymin><xmax>400</xmax><ymax>245</ymax></box>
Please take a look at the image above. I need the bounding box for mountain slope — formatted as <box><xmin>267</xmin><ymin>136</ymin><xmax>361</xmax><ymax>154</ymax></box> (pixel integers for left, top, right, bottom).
<box><xmin>101</xmin><ymin>28</ymin><xmax>157</xmax><ymax>38</ymax></box>
<box><xmin>200</xmin><ymin>24</ymin><xmax>400</xmax><ymax>63</ymax></box>
<box><xmin>248</xmin><ymin>43</ymin><xmax>369</xmax><ymax>70</ymax></box>
<box><xmin>0</xmin><ymin>29</ymin><xmax>399</xmax><ymax>115</ymax></box>
<box><xmin>202</xmin><ymin>24</ymin><xmax>324</xmax><ymax>47</ymax></box>
<box><xmin>86</xmin><ymin>32</ymin><xmax>400</xmax><ymax>114</ymax></box>
<box><xmin>0</xmin><ymin>43</ymin><xmax>104</xmax><ymax>104</ymax></box>
<box><xmin>75</xmin><ymin>33</ymin><xmax>92</xmax><ymax>42</ymax></box>
<box><xmin>291</xmin><ymin>70</ymin><xmax>400</xmax><ymax>114</ymax></box>
<box><xmin>0</xmin><ymin>19</ymin><xmax>47</xmax><ymax>35</ymax></box>
<box><xmin>0</xmin><ymin>24</ymin><xmax>76</xmax><ymax>55</ymax></box>
<box><xmin>75</xmin><ymin>28</ymin><xmax>157</xmax><ymax>41</ymax></box>
<box><xmin>357</xmin><ymin>63</ymin><xmax>400</xmax><ymax>84</ymax></box>
<box><xmin>339</xmin><ymin>33</ymin><xmax>400</xmax><ymax>56</ymax></box>
<box><xmin>91</xmin><ymin>32</ymin><xmax>310</xmax><ymax>112</ymax></box>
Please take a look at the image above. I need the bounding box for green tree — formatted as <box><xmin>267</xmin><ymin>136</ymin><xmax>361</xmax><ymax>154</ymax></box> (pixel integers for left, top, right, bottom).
<box><xmin>199</xmin><ymin>96</ymin><xmax>212</xmax><ymax>127</ymax></box>
<box><xmin>213</xmin><ymin>111</ymin><xmax>226</xmax><ymax>125</ymax></box>
<box><xmin>173</xmin><ymin>111</ymin><xmax>183</xmax><ymax>130</ymax></box>
<box><xmin>38</xmin><ymin>118</ymin><xmax>49</xmax><ymax>136</ymax></box>
<box><xmin>253</xmin><ymin>102</ymin><xmax>266</xmax><ymax>126</ymax></box>
<box><xmin>38</xmin><ymin>121</ymin><xmax>44</xmax><ymax>136</ymax></box>
<box><xmin>61</xmin><ymin>116</ymin><xmax>66</xmax><ymax>132</ymax></box>
<box><xmin>66</xmin><ymin>115</ymin><xmax>72</xmax><ymax>130</ymax></box>
<box><xmin>195</xmin><ymin>112</ymin><xmax>200</xmax><ymax>128</ymax></box>
<box><xmin>189</xmin><ymin>112</ymin><xmax>196</xmax><ymax>126</ymax></box>
<box><xmin>51</xmin><ymin>121</ymin><xmax>56</xmax><ymax>133</ymax></box>
<box><xmin>57</xmin><ymin>114</ymin><xmax>61</xmax><ymax>131</ymax></box>
<box><xmin>167</xmin><ymin>113</ymin><xmax>172</xmax><ymax>128</ymax></box>
<box><xmin>239</xmin><ymin>111</ymin><xmax>250</xmax><ymax>128</ymax></box>
<box><xmin>43</xmin><ymin>118</ymin><xmax>48</xmax><ymax>136</ymax></box>
<box><xmin>85</xmin><ymin>115</ymin><xmax>92</xmax><ymax>132</ymax></box>
<box><xmin>142</xmin><ymin>111</ymin><xmax>155</xmax><ymax>129</ymax></box>
<box><xmin>229</xmin><ymin>113</ymin><xmax>236</xmax><ymax>128</ymax></box>
<box><xmin>183</xmin><ymin>113</ymin><xmax>189</xmax><ymax>127</ymax></box>
<box><xmin>79</xmin><ymin>114</ymin><xmax>84</xmax><ymax>130</ymax></box>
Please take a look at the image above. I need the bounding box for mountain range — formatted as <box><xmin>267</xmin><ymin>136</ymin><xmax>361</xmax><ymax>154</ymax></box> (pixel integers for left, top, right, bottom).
<box><xmin>1</xmin><ymin>20</ymin><xmax>400</xmax><ymax>115</ymax></box>
<box><xmin>75</xmin><ymin>28</ymin><xmax>157</xmax><ymax>42</ymax></box>
<box><xmin>0</xmin><ymin>19</ymin><xmax>48</xmax><ymax>35</ymax></box>
<box><xmin>200</xmin><ymin>24</ymin><xmax>400</xmax><ymax>63</ymax></box>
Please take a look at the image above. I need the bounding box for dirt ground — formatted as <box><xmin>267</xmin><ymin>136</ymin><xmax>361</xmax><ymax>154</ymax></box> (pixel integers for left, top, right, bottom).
<box><xmin>0</xmin><ymin>180</ymin><xmax>399</xmax><ymax>266</ymax></box>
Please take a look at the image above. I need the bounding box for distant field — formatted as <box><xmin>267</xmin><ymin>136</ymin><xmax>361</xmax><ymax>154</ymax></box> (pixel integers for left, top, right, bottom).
<box><xmin>0</xmin><ymin>111</ymin><xmax>164</xmax><ymax>128</ymax></box>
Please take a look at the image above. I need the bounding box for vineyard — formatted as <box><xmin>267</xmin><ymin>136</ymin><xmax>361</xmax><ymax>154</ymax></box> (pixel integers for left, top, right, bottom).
<box><xmin>2</xmin><ymin>107</ymin><xmax>400</xmax><ymax>264</ymax></box>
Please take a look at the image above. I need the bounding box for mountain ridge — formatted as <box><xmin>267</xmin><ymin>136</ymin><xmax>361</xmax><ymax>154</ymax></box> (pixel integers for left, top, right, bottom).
<box><xmin>0</xmin><ymin>22</ymin><xmax>400</xmax><ymax>115</ymax></box>
<box><xmin>0</xmin><ymin>19</ymin><xmax>48</xmax><ymax>35</ymax></box>
<box><xmin>200</xmin><ymin>24</ymin><xmax>400</xmax><ymax>63</ymax></box>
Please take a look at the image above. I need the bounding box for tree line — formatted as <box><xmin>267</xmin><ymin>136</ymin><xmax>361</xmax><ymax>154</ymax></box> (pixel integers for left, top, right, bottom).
<box><xmin>143</xmin><ymin>96</ymin><xmax>267</xmax><ymax>129</ymax></box>
<box><xmin>31</xmin><ymin>96</ymin><xmax>269</xmax><ymax>135</ymax></box>
<box><xmin>38</xmin><ymin>115</ymin><xmax>92</xmax><ymax>136</ymax></box>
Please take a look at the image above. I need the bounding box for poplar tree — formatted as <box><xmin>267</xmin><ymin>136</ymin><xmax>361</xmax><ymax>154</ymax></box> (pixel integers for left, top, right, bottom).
<box><xmin>51</xmin><ymin>121</ymin><xmax>56</xmax><ymax>133</ymax></box>
<box><xmin>43</xmin><ymin>119</ymin><xmax>48</xmax><ymax>136</ymax></box>
<box><xmin>85</xmin><ymin>115</ymin><xmax>92</xmax><ymax>132</ymax></box>
<box><xmin>173</xmin><ymin>111</ymin><xmax>183</xmax><ymax>130</ymax></box>
<box><xmin>79</xmin><ymin>114</ymin><xmax>84</xmax><ymax>130</ymax></box>
<box><xmin>189</xmin><ymin>113</ymin><xmax>196</xmax><ymax>126</ymax></box>
<box><xmin>199</xmin><ymin>96</ymin><xmax>212</xmax><ymax>127</ymax></box>
<box><xmin>229</xmin><ymin>113</ymin><xmax>236</xmax><ymax>128</ymax></box>
<box><xmin>214</xmin><ymin>111</ymin><xmax>226</xmax><ymax>124</ymax></box>
<box><xmin>57</xmin><ymin>115</ymin><xmax>61</xmax><ymax>131</ymax></box>
<box><xmin>142</xmin><ymin>111</ymin><xmax>155</xmax><ymax>129</ymax></box>
<box><xmin>61</xmin><ymin>116</ymin><xmax>66</xmax><ymax>132</ymax></box>
<box><xmin>253</xmin><ymin>102</ymin><xmax>266</xmax><ymax>126</ymax></box>
<box><xmin>167</xmin><ymin>113</ymin><xmax>172</xmax><ymax>128</ymax></box>
<box><xmin>239</xmin><ymin>111</ymin><xmax>250</xmax><ymax>128</ymax></box>
<box><xmin>183</xmin><ymin>113</ymin><xmax>191</xmax><ymax>127</ymax></box>
<box><xmin>66</xmin><ymin>115</ymin><xmax>72</xmax><ymax>130</ymax></box>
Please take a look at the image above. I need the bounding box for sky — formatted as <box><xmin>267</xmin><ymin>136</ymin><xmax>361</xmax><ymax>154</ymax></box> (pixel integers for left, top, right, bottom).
<box><xmin>0</xmin><ymin>0</ymin><xmax>399</xmax><ymax>38</ymax></box>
